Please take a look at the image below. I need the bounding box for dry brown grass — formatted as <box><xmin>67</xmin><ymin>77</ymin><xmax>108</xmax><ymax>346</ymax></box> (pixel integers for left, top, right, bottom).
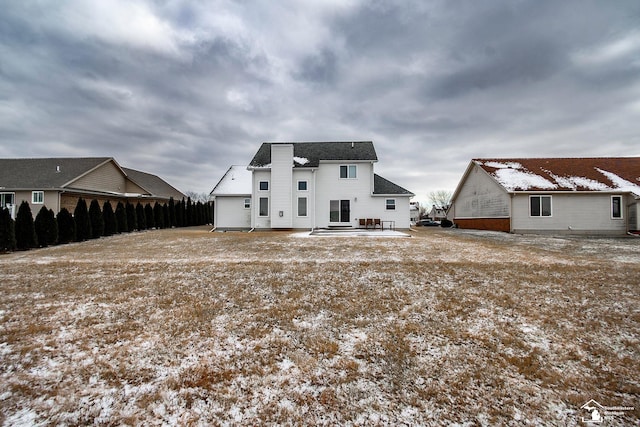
<box><xmin>0</xmin><ymin>226</ymin><xmax>638</xmax><ymax>425</ymax></box>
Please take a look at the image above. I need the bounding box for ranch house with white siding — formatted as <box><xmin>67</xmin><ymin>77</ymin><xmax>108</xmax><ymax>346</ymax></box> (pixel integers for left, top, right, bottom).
<box><xmin>448</xmin><ymin>157</ymin><xmax>640</xmax><ymax>235</ymax></box>
<box><xmin>210</xmin><ymin>141</ymin><xmax>414</xmax><ymax>230</ymax></box>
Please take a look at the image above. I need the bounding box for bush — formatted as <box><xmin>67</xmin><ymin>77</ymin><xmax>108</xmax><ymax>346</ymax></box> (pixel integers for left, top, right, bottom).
<box><xmin>15</xmin><ymin>201</ymin><xmax>37</xmax><ymax>250</ymax></box>
<box><xmin>145</xmin><ymin>203</ymin><xmax>155</xmax><ymax>229</ymax></box>
<box><xmin>115</xmin><ymin>202</ymin><xmax>127</xmax><ymax>234</ymax></box>
<box><xmin>153</xmin><ymin>202</ymin><xmax>164</xmax><ymax>229</ymax></box>
<box><xmin>126</xmin><ymin>202</ymin><xmax>137</xmax><ymax>232</ymax></box>
<box><xmin>102</xmin><ymin>201</ymin><xmax>117</xmax><ymax>236</ymax></box>
<box><xmin>176</xmin><ymin>199</ymin><xmax>185</xmax><ymax>227</ymax></box>
<box><xmin>136</xmin><ymin>202</ymin><xmax>146</xmax><ymax>230</ymax></box>
<box><xmin>0</xmin><ymin>207</ymin><xmax>16</xmax><ymax>252</ymax></box>
<box><xmin>57</xmin><ymin>208</ymin><xmax>75</xmax><ymax>244</ymax></box>
<box><xmin>168</xmin><ymin>197</ymin><xmax>176</xmax><ymax>228</ymax></box>
<box><xmin>35</xmin><ymin>206</ymin><xmax>57</xmax><ymax>247</ymax></box>
<box><xmin>89</xmin><ymin>199</ymin><xmax>104</xmax><ymax>239</ymax></box>
<box><xmin>74</xmin><ymin>198</ymin><xmax>91</xmax><ymax>241</ymax></box>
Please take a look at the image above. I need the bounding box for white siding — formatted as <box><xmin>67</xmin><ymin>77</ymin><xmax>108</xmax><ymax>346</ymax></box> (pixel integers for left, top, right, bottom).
<box><xmin>511</xmin><ymin>193</ymin><xmax>629</xmax><ymax>235</ymax></box>
<box><xmin>315</xmin><ymin>162</ymin><xmax>373</xmax><ymax>228</ymax></box>
<box><xmin>368</xmin><ymin>197</ymin><xmax>412</xmax><ymax>228</ymax></box>
<box><xmin>453</xmin><ymin>165</ymin><xmax>510</xmax><ymax>218</ymax></box>
<box><xmin>214</xmin><ymin>196</ymin><xmax>251</xmax><ymax>229</ymax></box>
<box><xmin>252</xmin><ymin>170</ymin><xmax>271</xmax><ymax>229</ymax></box>
<box><xmin>292</xmin><ymin>170</ymin><xmax>314</xmax><ymax>229</ymax></box>
<box><xmin>270</xmin><ymin>145</ymin><xmax>293</xmax><ymax>228</ymax></box>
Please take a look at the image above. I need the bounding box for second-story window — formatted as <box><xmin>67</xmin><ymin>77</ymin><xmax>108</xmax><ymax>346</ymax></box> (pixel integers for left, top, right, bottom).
<box><xmin>259</xmin><ymin>181</ymin><xmax>269</xmax><ymax>191</ymax></box>
<box><xmin>340</xmin><ymin>165</ymin><xmax>357</xmax><ymax>179</ymax></box>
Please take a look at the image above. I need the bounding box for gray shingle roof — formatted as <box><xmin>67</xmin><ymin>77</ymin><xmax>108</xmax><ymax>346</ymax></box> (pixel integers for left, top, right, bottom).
<box><xmin>248</xmin><ymin>141</ymin><xmax>378</xmax><ymax>168</ymax></box>
<box><xmin>122</xmin><ymin>168</ymin><xmax>185</xmax><ymax>199</ymax></box>
<box><xmin>0</xmin><ymin>158</ymin><xmax>184</xmax><ymax>199</ymax></box>
<box><xmin>373</xmin><ymin>174</ymin><xmax>414</xmax><ymax>196</ymax></box>
<box><xmin>0</xmin><ymin>157</ymin><xmax>113</xmax><ymax>189</ymax></box>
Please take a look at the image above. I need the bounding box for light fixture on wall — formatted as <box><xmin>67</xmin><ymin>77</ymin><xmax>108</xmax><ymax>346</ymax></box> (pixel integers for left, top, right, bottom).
<box><xmin>279</xmin><ymin>211</ymin><xmax>284</xmax><ymax>217</ymax></box>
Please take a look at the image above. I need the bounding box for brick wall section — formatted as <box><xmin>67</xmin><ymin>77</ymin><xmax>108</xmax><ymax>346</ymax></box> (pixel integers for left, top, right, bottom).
<box><xmin>454</xmin><ymin>218</ymin><xmax>511</xmax><ymax>232</ymax></box>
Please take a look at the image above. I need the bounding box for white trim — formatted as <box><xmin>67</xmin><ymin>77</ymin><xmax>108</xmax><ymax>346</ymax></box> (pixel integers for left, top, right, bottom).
<box><xmin>297</xmin><ymin>196</ymin><xmax>308</xmax><ymax>217</ymax></box>
<box><xmin>611</xmin><ymin>195</ymin><xmax>623</xmax><ymax>219</ymax></box>
<box><xmin>258</xmin><ymin>197</ymin><xmax>269</xmax><ymax>217</ymax></box>
<box><xmin>529</xmin><ymin>195</ymin><xmax>552</xmax><ymax>217</ymax></box>
<box><xmin>339</xmin><ymin>164</ymin><xmax>357</xmax><ymax>179</ymax></box>
<box><xmin>385</xmin><ymin>198</ymin><xmax>396</xmax><ymax>210</ymax></box>
<box><xmin>32</xmin><ymin>190</ymin><xmax>44</xmax><ymax>204</ymax></box>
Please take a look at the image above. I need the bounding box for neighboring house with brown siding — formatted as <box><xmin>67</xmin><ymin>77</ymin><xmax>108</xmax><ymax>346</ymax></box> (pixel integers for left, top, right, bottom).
<box><xmin>0</xmin><ymin>157</ymin><xmax>185</xmax><ymax>218</ymax></box>
<box><xmin>448</xmin><ymin>157</ymin><xmax>640</xmax><ymax>235</ymax></box>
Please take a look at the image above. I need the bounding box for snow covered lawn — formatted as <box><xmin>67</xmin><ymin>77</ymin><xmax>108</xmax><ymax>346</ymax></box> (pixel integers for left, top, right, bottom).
<box><xmin>1</xmin><ymin>227</ymin><xmax>638</xmax><ymax>425</ymax></box>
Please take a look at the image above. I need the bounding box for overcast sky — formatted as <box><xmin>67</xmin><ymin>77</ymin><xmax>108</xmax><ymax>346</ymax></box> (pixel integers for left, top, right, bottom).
<box><xmin>2</xmin><ymin>1</ymin><xmax>639</xmax><ymax>204</ymax></box>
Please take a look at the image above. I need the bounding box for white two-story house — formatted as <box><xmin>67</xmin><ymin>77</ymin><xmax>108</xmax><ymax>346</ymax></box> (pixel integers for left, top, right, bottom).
<box><xmin>210</xmin><ymin>141</ymin><xmax>414</xmax><ymax>230</ymax></box>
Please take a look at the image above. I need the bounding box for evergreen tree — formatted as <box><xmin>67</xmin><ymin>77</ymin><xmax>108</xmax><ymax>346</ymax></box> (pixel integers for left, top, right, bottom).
<box><xmin>0</xmin><ymin>207</ymin><xmax>16</xmax><ymax>252</ymax></box>
<box><xmin>74</xmin><ymin>198</ymin><xmax>91</xmax><ymax>241</ymax></box>
<box><xmin>15</xmin><ymin>201</ymin><xmax>37</xmax><ymax>250</ymax></box>
<box><xmin>35</xmin><ymin>206</ymin><xmax>57</xmax><ymax>247</ymax></box>
<box><xmin>115</xmin><ymin>202</ymin><xmax>127</xmax><ymax>233</ymax></box>
<box><xmin>102</xmin><ymin>201</ymin><xmax>117</xmax><ymax>236</ymax></box>
<box><xmin>126</xmin><ymin>201</ymin><xmax>137</xmax><ymax>232</ymax></box>
<box><xmin>144</xmin><ymin>203</ymin><xmax>155</xmax><ymax>229</ymax></box>
<box><xmin>153</xmin><ymin>202</ymin><xmax>164</xmax><ymax>229</ymax></box>
<box><xmin>176</xmin><ymin>199</ymin><xmax>185</xmax><ymax>227</ymax></box>
<box><xmin>196</xmin><ymin>201</ymin><xmax>202</xmax><ymax>225</ymax></box>
<box><xmin>186</xmin><ymin>197</ymin><xmax>194</xmax><ymax>226</ymax></box>
<box><xmin>136</xmin><ymin>202</ymin><xmax>146</xmax><ymax>230</ymax></box>
<box><xmin>35</xmin><ymin>206</ymin><xmax>49</xmax><ymax>247</ymax></box>
<box><xmin>168</xmin><ymin>197</ymin><xmax>176</xmax><ymax>228</ymax></box>
<box><xmin>163</xmin><ymin>203</ymin><xmax>170</xmax><ymax>229</ymax></box>
<box><xmin>89</xmin><ymin>199</ymin><xmax>104</xmax><ymax>239</ymax></box>
<box><xmin>204</xmin><ymin>202</ymin><xmax>213</xmax><ymax>224</ymax></box>
<box><xmin>57</xmin><ymin>208</ymin><xmax>75</xmax><ymax>244</ymax></box>
<box><xmin>47</xmin><ymin>209</ymin><xmax>58</xmax><ymax>245</ymax></box>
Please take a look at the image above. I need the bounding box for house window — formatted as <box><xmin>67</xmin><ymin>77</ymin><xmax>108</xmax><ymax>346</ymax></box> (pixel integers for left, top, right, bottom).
<box><xmin>32</xmin><ymin>191</ymin><xmax>44</xmax><ymax>204</ymax></box>
<box><xmin>298</xmin><ymin>181</ymin><xmax>308</xmax><ymax>191</ymax></box>
<box><xmin>298</xmin><ymin>197</ymin><xmax>307</xmax><ymax>217</ymax></box>
<box><xmin>530</xmin><ymin>195</ymin><xmax>552</xmax><ymax>217</ymax></box>
<box><xmin>330</xmin><ymin>200</ymin><xmax>350</xmax><ymax>222</ymax></box>
<box><xmin>612</xmin><ymin>196</ymin><xmax>623</xmax><ymax>219</ymax></box>
<box><xmin>244</xmin><ymin>198</ymin><xmax>251</xmax><ymax>209</ymax></box>
<box><xmin>386</xmin><ymin>199</ymin><xmax>396</xmax><ymax>210</ymax></box>
<box><xmin>259</xmin><ymin>181</ymin><xmax>269</xmax><ymax>191</ymax></box>
<box><xmin>339</xmin><ymin>165</ymin><xmax>357</xmax><ymax>179</ymax></box>
<box><xmin>259</xmin><ymin>197</ymin><xmax>269</xmax><ymax>217</ymax></box>
<box><xmin>1</xmin><ymin>193</ymin><xmax>15</xmax><ymax>208</ymax></box>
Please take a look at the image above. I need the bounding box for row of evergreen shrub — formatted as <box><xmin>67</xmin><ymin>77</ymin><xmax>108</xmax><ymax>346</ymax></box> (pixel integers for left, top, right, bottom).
<box><xmin>0</xmin><ymin>197</ymin><xmax>212</xmax><ymax>252</ymax></box>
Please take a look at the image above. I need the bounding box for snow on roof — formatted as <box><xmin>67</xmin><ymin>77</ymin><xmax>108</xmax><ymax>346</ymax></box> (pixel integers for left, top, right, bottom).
<box><xmin>596</xmin><ymin>168</ymin><xmax>640</xmax><ymax>195</ymax></box>
<box><xmin>210</xmin><ymin>165</ymin><xmax>252</xmax><ymax>195</ymax></box>
<box><xmin>475</xmin><ymin>158</ymin><xmax>640</xmax><ymax>195</ymax></box>
<box><xmin>493</xmin><ymin>167</ymin><xmax>557</xmax><ymax>191</ymax></box>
